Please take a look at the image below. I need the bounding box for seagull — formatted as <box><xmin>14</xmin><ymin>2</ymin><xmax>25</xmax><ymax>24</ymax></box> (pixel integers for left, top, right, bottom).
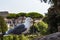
<box><xmin>5</xmin><ymin>17</ymin><xmax>33</xmax><ymax>35</ymax></box>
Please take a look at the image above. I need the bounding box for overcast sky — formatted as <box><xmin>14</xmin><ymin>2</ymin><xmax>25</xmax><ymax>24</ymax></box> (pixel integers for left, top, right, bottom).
<box><xmin>0</xmin><ymin>0</ymin><xmax>51</xmax><ymax>15</ymax></box>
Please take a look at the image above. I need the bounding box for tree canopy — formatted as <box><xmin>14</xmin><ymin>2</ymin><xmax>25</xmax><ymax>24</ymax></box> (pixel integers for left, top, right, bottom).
<box><xmin>6</xmin><ymin>12</ymin><xmax>27</xmax><ymax>19</ymax></box>
<box><xmin>17</xmin><ymin>12</ymin><xmax>26</xmax><ymax>17</ymax></box>
<box><xmin>26</xmin><ymin>12</ymin><xmax>43</xmax><ymax>19</ymax></box>
<box><xmin>6</xmin><ymin>13</ymin><xmax>17</xmax><ymax>19</ymax></box>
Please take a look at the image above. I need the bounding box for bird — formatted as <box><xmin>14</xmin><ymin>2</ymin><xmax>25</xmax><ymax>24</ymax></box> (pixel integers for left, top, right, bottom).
<box><xmin>5</xmin><ymin>17</ymin><xmax>33</xmax><ymax>35</ymax></box>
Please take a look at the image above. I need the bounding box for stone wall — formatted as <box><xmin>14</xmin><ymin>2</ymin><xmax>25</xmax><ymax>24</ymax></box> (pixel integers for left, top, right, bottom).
<box><xmin>0</xmin><ymin>11</ymin><xmax>9</xmax><ymax>17</ymax></box>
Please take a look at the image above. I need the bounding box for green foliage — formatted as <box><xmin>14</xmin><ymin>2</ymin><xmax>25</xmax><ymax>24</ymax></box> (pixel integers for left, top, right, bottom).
<box><xmin>40</xmin><ymin>0</ymin><xmax>60</xmax><ymax>34</ymax></box>
<box><xmin>7</xmin><ymin>14</ymin><xmax>17</xmax><ymax>19</ymax></box>
<box><xmin>0</xmin><ymin>16</ymin><xmax>7</xmax><ymax>33</ymax></box>
<box><xmin>19</xmin><ymin>34</ymin><xmax>29</xmax><ymax>40</ymax></box>
<box><xmin>17</xmin><ymin>12</ymin><xmax>26</xmax><ymax>17</ymax></box>
<box><xmin>3</xmin><ymin>34</ymin><xmax>30</xmax><ymax>40</ymax></box>
<box><xmin>29</xmin><ymin>26</ymin><xmax>38</xmax><ymax>34</ymax></box>
<box><xmin>17</xmin><ymin>12</ymin><xmax>27</xmax><ymax>23</ymax></box>
<box><xmin>3</xmin><ymin>34</ymin><xmax>39</xmax><ymax>40</ymax></box>
<box><xmin>26</xmin><ymin>12</ymin><xmax>43</xmax><ymax>18</ymax></box>
<box><xmin>26</xmin><ymin>12</ymin><xmax>43</xmax><ymax>33</ymax></box>
<box><xmin>3</xmin><ymin>35</ymin><xmax>13</xmax><ymax>40</ymax></box>
<box><xmin>36</xmin><ymin>21</ymin><xmax>48</xmax><ymax>35</ymax></box>
<box><xmin>7</xmin><ymin>12</ymin><xmax>27</xmax><ymax>19</ymax></box>
<box><xmin>29</xmin><ymin>20</ymin><xmax>48</xmax><ymax>35</ymax></box>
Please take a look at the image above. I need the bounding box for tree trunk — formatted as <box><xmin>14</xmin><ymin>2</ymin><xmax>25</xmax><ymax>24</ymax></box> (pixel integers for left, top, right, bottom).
<box><xmin>32</xmin><ymin>18</ymin><xmax>35</xmax><ymax>34</ymax></box>
<box><xmin>47</xmin><ymin>0</ymin><xmax>60</xmax><ymax>34</ymax></box>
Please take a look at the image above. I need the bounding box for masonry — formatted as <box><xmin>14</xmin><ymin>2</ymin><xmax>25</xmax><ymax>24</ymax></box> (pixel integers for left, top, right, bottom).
<box><xmin>0</xmin><ymin>11</ymin><xmax>9</xmax><ymax>17</ymax></box>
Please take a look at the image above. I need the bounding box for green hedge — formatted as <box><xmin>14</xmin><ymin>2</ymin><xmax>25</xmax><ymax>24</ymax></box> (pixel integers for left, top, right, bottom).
<box><xmin>0</xmin><ymin>34</ymin><xmax>38</xmax><ymax>40</ymax></box>
<box><xmin>2</xmin><ymin>35</ymin><xmax>28</xmax><ymax>40</ymax></box>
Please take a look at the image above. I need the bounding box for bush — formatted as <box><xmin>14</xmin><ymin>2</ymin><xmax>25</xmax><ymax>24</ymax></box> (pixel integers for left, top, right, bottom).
<box><xmin>3</xmin><ymin>34</ymin><xmax>30</xmax><ymax>40</ymax></box>
<box><xmin>0</xmin><ymin>16</ymin><xmax>7</xmax><ymax>33</ymax></box>
<box><xmin>35</xmin><ymin>21</ymin><xmax>48</xmax><ymax>35</ymax></box>
<box><xmin>19</xmin><ymin>34</ymin><xmax>29</xmax><ymax>40</ymax></box>
<box><xmin>29</xmin><ymin>20</ymin><xmax>48</xmax><ymax>35</ymax></box>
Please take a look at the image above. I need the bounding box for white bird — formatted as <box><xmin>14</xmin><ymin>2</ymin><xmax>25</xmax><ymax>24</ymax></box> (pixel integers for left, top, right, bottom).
<box><xmin>5</xmin><ymin>17</ymin><xmax>33</xmax><ymax>35</ymax></box>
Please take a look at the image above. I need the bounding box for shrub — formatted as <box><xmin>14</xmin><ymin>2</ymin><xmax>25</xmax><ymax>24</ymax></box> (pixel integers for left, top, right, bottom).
<box><xmin>0</xmin><ymin>16</ymin><xmax>7</xmax><ymax>33</ymax></box>
<box><xmin>29</xmin><ymin>20</ymin><xmax>48</xmax><ymax>35</ymax></box>
<box><xmin>35</xmin><ymin>21</ymin><xmax>48</xmax><ymax>35</ymax></box>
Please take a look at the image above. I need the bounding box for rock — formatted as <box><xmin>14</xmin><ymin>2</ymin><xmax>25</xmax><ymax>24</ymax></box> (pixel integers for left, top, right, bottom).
<box><xmin>34</xmin><ymin>32</ymin><xmax>60</xmax><ymax>40</ymax></box>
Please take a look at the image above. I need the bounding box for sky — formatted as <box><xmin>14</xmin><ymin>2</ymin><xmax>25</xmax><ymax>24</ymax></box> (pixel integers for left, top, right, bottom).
<box><xmin>0</xmin><ymin>0</ymin><xmax>51</xmax><ymax>15</ymax></box>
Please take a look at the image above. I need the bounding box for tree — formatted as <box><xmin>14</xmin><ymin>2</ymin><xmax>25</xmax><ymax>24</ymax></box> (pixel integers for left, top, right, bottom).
<box><xmin>27</xmin><ymin>12</ymin><xmax>43</xmax><ymax>25</ymax></box>
<box><xmin>29</xmin><ymin>20</ymin><xmax>48</xmax><ymax>35</ymax></box>
<box><xmin>41</xmin><ymin>0</ymin><xmax>60</xmax><ymax>14</ymax></box>
<box><xmin>7</xmin><ymin>13</ymin><xmax>17</xmax><ymax>19</ymax></box>
<box><xmin>17</xmin><ymin>12</ymin><xmax>26</xmax><ymax>23</ymax></box>
<box><xmin>17</xmin><ymin>12</ymin><xmax>26</xmax><ymax>17</ymax></box>
<box><xmin>47</xmin><ymin>7</ymin><xmax>60</xmax><ymax>34</ymax></box>
<box><xmin>0</xmin><ymin>16</ymin><xmax>7</xmax><ymax>40</ymax></box>
<box><xmin>36</xmin><ymin>21</ymin><xmax>48</xmax><ymax>35</ymax></box>
<box><xmin>26</xmin><ymin>12</ymin><xmax>43</xmax><ymax>34</ymax></box>
<box><xmin>39</xmin><ymin>0</ymin><xmax>60</xmax><ymax>34</ymax></box>
<box><xmin>27</xmin><ymin>12</ymin><xmax>43</xmax><ymax>18</ymax></box>
<box><xmin>0</xmin><ymin>16</ymin><xmax>7</xmax><ymax>33</ymax></box>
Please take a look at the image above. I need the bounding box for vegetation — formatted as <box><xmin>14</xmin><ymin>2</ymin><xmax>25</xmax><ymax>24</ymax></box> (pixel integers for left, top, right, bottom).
<box><xmin>26</xmin><ymin>12</ymin><xmax>43</xmax><ymax>34</ymax></box>
<box><xmin>7</xmin><ymin>13</ymin><xmax>17</xmax><ymax>19</ymax></box>
<box><xmin>17</xmin><ymin>12</ymin><xmax>26</xmax><ymax>17</ymax></box>
<box><xmin>17</xmin><ymin>12</ymin><xmax>26</xmax><ymax>23</ymax></box>
<box><xmin>0</xmin><ymin>16</ymin><xmax>8</xmax><ymax>40</ymax></box>
<box><xmin>2</xmin><ymin>34</ymin><xmax>38</xmax><ymax>40</ymax></box>
<box><xmin>0</xmin><ymin>16</ymin><xmax>7</xmax><ymax>33</ymax></box>
<box><xmin>29</xmin><ymin>20</ymin><xmax>48</xmax><ymax>35</ymax></box>
<box><xmin>2</xmin><ymin>12</ymin><xmax>47</xmax><ymax>40</ymax></box>
<box><xmin>0</xmin><ymin>0</ymin><xmax>60</xmax><ymax>40</ymax></box>
<box><xmin>26</xmin><ymin>12</ymin><xmax>43</xmax><ymax>18</ymax></box>
<box><xmin>1</xmin><ymin>20</ymin><xmax>48</xmax><ymax>40</ymax></box>
<box><xmin>26</xmin><ymin>12</ymin><xmax>43</xmax><ymax>25</ymax></box>
<box><xmin>40</xmin><ymin>0</ymin><xmax>60</xmax><ymax>34</ymax></box>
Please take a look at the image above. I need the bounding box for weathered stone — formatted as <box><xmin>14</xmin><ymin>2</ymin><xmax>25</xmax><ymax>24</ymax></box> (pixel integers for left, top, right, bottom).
<box><xmin>0</xmin><ymin>11</ymin><xmax>9</xmax><ymax>17</ymax></box>
<box><xmin>34</xmin><ymin>32</ymin><xmax>60</xmax><ymax>40</ymax></box>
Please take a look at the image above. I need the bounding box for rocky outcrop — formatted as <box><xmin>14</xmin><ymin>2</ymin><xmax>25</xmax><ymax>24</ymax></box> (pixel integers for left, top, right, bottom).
<box><xmin>34</xmin><ymin>32</ymin><xmax>60</xmax><ymax>40</ymax></box>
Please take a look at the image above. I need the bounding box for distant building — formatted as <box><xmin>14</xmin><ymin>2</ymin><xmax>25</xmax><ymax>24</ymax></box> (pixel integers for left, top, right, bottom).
<box><xmin>5</xmin><ymin>17</ymin><xmax>26</xmax><ymax>30</ymax></box>
<box><xmin>0</xmin><ymin>11</ymin><xmax>9</xmax><ymax>17</ymax></box>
